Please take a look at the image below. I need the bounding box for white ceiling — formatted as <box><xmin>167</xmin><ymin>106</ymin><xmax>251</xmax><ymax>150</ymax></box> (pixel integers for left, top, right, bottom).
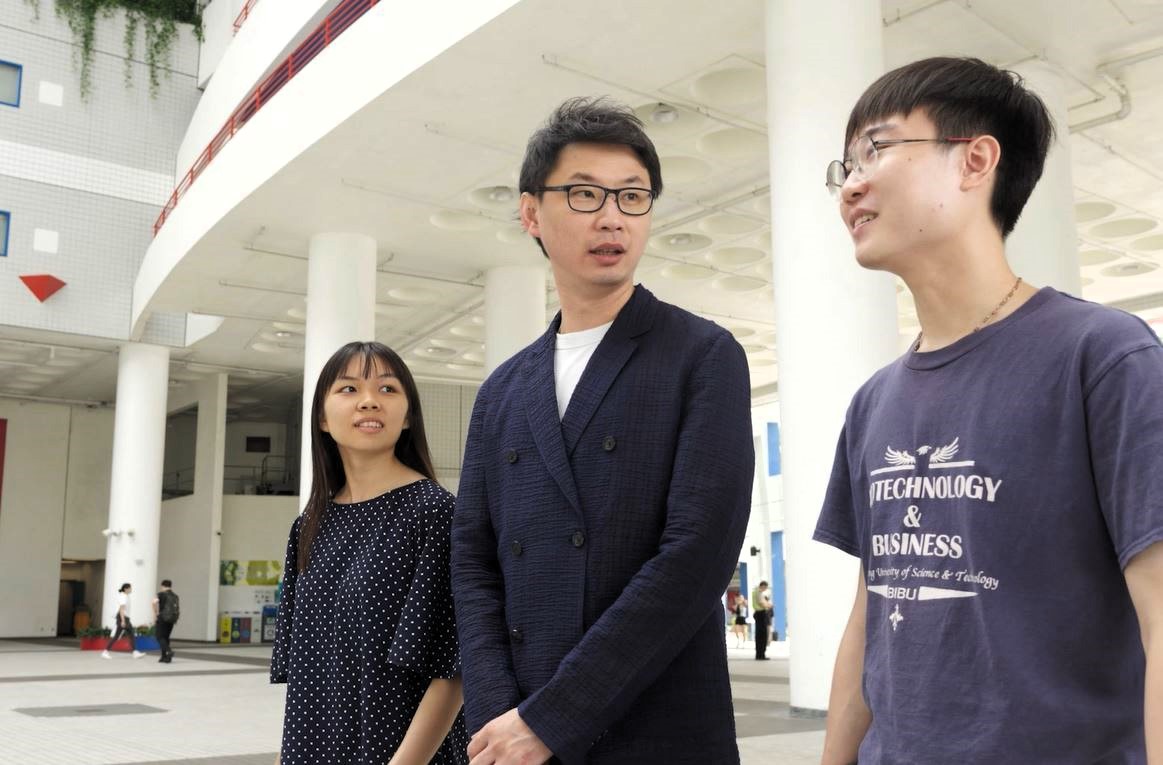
<box><xmin>7</xmin><ymin>0</ymin><xmax>1163</xmax><ymax>413</ymax></box>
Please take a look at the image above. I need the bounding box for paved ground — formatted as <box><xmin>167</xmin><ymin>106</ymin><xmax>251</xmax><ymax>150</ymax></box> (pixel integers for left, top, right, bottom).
<box><xmin>0</xmin><ymin>637</ymin><xmax>822</xmax><ymax>764</ymax></box>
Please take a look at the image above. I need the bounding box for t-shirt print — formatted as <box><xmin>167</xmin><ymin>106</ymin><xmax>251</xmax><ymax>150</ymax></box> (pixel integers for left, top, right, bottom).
<box><xmin>864</xmin><ymin>434</ymin><xmax>1003</xmax><ymax>632</ymax></box>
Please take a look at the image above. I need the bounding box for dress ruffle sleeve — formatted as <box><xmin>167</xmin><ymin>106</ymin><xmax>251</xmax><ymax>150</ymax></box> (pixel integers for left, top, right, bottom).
<box><xmin>269</xmin><ymin>514</ymin><xmax>302</xmax><ymax>684</ymax></box>
<box><xmin>387</xmin><ymin>488</ymin><xmax>461</xmax><ymax>679</ymax></box>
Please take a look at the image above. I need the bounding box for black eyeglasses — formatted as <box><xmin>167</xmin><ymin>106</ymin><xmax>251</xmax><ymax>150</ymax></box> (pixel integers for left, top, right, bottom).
<box><xmin>826</xmin><ymin>136</ymin><xmax>973</xmax><ymax>197</ymax></box>
<box><xmin>539</xmin><ymin>184</ymin><xmax>655</xmax><ymax>216</ymax></box>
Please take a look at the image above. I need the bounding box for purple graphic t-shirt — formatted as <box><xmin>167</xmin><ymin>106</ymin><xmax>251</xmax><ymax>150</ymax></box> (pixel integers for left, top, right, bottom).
<box><xmin>815</xmin><ymin>288</ymin><xmax>1163</xmax><ymax>764</ymax></box>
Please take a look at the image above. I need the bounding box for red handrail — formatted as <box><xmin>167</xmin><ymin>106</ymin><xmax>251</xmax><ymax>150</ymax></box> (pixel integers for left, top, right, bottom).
<box><xmin>155</xmin><ymin>0</ymin><xmax>381</xmax><ymax>236</ymax></box>
<box><xmin>233</xmin><ymin>0</ymin><xmax>260</xmax><ymax>34</ymax></box>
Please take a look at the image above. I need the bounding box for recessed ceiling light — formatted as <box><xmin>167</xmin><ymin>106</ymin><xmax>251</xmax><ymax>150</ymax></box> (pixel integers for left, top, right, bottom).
<box><xmin>449</xmin><ymin>324</ymin><xmax>485</xmax><ymax>341</ymax></box>
<box><xmin>698</xmin><ymin>215</ymin><xmax>762</xmax><ymax>236</ymax></box>
<box><xmin>1090</xmin><ymin>218</ymin><xmax>1157</xmax><ymax>239</ymax></box>
<box><xmin>271</xmin><ymin>322</ymin><xmax>304</xmax><ymax>333</ymax></box>
<box><xmin>1078</xmin><ymin>249</ymin><xmax>1121</xmax><ymax>266</ymax></box>
<box><xmin>691</xmin><ymin>67</ymin><xmax>765</xmax><ymax>106</ymax></box>
<box><xmin>660</xmin><ymin>263</ymin><xmax>716</xmax><ymax>280</ymax></box>
<box><xmin>696</xmin><ymin>128</ymin><xmax>767</xmax><ymax>160</ymax></box>
<box><xmin>497</xmin><ymin>225</ymin><xmax>527</xmax><ymax>244</ymax></box>
<box><xmin>713</xmin><ymin>275</ymin><xmax>768</xmax><ymax>293</ymax></box>
<box><xmin>1074</xmin><ymin>201</ymin><xmax>1117</xmax><ymax>223</ymax></box>
<box><xmin>1101</xmin><ymin>261</ymin><xmax>1158</xmax><ymax>277</ymax></box>
<box><xmin>659</xmin><ymin>155</ymin><xmax>711</xmax><ymax>184</ymax></box>
<box><xmin>707</xmin><ymin>247</ymin><xmax>766</xmax><ymax>268</ymax></box>
<box><xmin>651</xmin><ymin>103</ymin><xmax>679</xmax><ymax>124</ymax></box>
<box><xmin>654</xmin><ymin>232</ymin><xmax>712</xmax><ymax>252</ymax></box>
<box><xmin>388</xmin><ymin>286</ymin><xmax>441</xmax><ymax>304</ymax></box>
<box><xmin>470</xmin><ymin>186</ymin><xmax>519</xmax><ymax>211</ymax></box>
<box><xmin>430</xmin><ymin>210</ymin><xmax>492</xmax><ymax>231</ymax></box>
<box><xmin>274</xmin><ymin>331</ymin><xmax>292</xmax><ymax>338</ymax></box>
<box><xmin>1131</xmin><ymin>234</ymin><xmax>1163</xmax><ymax>252</ymax></box>
<box><xmin>414</xmin><ymin>346</ymin><xmax>458</xmax><ymax>359</ymax></box>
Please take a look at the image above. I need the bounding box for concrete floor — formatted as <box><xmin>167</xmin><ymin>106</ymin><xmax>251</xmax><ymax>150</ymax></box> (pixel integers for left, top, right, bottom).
<box><xmin>0</xmin><ymin>637</ymin><xmax>823</xmax><ymax>764</ymax></box>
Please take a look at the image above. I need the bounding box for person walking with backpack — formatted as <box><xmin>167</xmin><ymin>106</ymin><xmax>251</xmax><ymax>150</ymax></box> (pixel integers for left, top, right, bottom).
<box><xmin>152</xmin><ymin>579</ymin><xmax>179</xmax><ymax>663</ymax></box>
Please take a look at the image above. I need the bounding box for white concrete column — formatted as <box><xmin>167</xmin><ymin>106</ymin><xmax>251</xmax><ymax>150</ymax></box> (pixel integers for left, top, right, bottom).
<box><xmin>765</xmin><ymin>0</ymin><xmax>899</xmax><ymax>714</ymax></box>
<box><xmin>104</xmin><ymin>342</ymin><xmax>171</xmax><ymax>631</ymax></box>
<box><xmin>1006</xmin><ymin>62</ymin><xmax>1082</xmax><ymax>294</ymax></box>
<box><xmin>484</xmin><ymin>265</ymin><xmax>546</xmax><ymax>374</ymax></box>
<box><xmin>298</xmin><ymin>233</ymin><xmax>377</xmax><ymax>502</ymax></box>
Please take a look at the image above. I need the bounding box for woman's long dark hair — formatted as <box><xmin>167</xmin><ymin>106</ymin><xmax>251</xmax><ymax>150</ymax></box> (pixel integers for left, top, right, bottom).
<box><xmin>297</xmin><ymin>342</ymin><xmax>437</xmax><ymax>572</ymax></box>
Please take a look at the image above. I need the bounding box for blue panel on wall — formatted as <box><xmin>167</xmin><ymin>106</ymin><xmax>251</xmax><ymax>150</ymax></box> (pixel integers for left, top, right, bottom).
<box><xmin>0</xmin><ymin>211</ymin><xmax>8</xmax><ymax>257</ymax></box>
<box><xmin>0</xmin><ymin>60</ymin><xmax>21</xmax><ymax>107</ymax></box>
<box><xmin>766</xmin><ymin>422</ymin><xmax>781</xmax><ymax>476</ymax></box>
<box><xmin>771</xmin><ymin>531</ymin><xmax>786</xmax><ymax>640</ymax></box>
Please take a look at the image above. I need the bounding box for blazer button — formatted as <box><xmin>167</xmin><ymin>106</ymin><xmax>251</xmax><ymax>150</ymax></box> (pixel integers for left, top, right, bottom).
<box><xmin>510</xmin><ymin>540</ymin><xmax>523</xmax><ymax>556</ymax></box>
<box><xmin>602</xmin><ymin>436</ymin><xmax>616</xmax><ymax>452</ymax></box>
<box><xmin>509</xmin><ymin>626</ymin><xmax>524</xmax><ymax>643</ymax></box>
<box><xmin>571</xmin><ymin>530</ymin><xmax>586</xmax><ymax>548</ymax></box>
<box><xmin>505</xmin><ymin>449</ymin><xmax>518</xmax><ymax>464</ymax></box>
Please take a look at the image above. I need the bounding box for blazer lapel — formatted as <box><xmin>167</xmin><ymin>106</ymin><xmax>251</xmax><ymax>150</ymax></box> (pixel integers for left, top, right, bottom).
<box><xmin>522</xmin><ymin>319</ymin><xmax>582</xmax><ymax>513</ymax></box>
<box><xmin>560</xmin><ymin>285</ymin><xmax>657</xmax><ymax>454</ymax></box>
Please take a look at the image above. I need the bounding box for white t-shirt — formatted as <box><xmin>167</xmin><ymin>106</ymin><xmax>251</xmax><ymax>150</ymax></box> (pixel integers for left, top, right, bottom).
<box><xmin>554</xmin><ymin>321</ymin><xmax>613</xmax><ymax>419</ymax></box>
<box><xmin>117</xmin><ymin>592</ymin><xmax>129</xmax><ymax>618</ymax></box>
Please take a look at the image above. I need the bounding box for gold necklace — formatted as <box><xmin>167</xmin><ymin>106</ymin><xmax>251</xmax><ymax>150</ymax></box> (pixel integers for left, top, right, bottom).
<box><xmin>914</xmin><ymin>276</ymin><xmax>1023</xmax><ymax>352</ymax></box>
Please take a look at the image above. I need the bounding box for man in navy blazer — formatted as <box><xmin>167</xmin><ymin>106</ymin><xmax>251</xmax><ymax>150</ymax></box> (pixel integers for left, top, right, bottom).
<box><xmin>452</xmin><ymin>98</ymin><xmax>755</xmax><ymax>765</ymax></box>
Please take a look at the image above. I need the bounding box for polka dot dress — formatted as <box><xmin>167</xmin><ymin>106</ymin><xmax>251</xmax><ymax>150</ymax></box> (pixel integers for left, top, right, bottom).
<box><xmin>270</xmin><ymin>479</ymin><xmax>467</xmax><ymax>764</ymax></box>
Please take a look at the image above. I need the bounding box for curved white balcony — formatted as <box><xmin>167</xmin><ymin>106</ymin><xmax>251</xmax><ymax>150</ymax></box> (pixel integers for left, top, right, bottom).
<box><xmin>134</xmin><ymin>0</ymin><xmax>521</xmax><ymax>333</ymax></box>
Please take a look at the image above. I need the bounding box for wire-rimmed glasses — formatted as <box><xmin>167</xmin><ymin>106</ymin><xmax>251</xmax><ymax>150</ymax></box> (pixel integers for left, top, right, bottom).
<box><xmin>826</xmin><ymin>136</ymin><xmax>973</xmax><ymax>197</ymax></box>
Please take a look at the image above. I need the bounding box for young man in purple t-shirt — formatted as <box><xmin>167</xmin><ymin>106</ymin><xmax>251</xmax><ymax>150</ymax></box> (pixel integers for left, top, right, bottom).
<box><xmin>815</xmin><ymin>57</ymin><xmax>1163</xmax><ymax>764</ymax></box>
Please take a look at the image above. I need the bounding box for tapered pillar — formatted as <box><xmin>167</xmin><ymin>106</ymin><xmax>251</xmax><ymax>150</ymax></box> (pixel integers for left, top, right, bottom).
<box><xmin>765</xmin><ymin>0</ymin><xmax>899</xmax><ymax>714</ymax></box>
<box><xmin>298</xmin><ymin>233</ymin><xmax>377</xmax><ymax>502</ymax></box>
<box><xmin>104</xmin><ymin>342</ymin><xmax>170</xmax><ymax>631</ymax></box>
<box><xmin>484</xmin><ymin>265</ymin><xmax>546</xmax><ymax>374</ymax></box>
<box><xmin>1006</xmin><ymin>62</ymin><xmax>1082</xmax><ymax>294</ymax></box>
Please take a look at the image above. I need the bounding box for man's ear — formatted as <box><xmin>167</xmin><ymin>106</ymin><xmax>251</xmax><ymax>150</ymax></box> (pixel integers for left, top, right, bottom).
<box><xmin>520</xmin><ymin>192</ymin><xmax>541</xmax><ymax>239</ymax></box>
<box><xmin>961</xmin><ymin>135</ymin><xmax>1001</xmax><ymax>192</ymax></box>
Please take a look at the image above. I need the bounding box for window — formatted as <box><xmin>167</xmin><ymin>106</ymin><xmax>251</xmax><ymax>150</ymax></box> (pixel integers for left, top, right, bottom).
<box><xmin>0</xmin><ymin>61</ymin><xmax>21</xmax><ymax>107</ymax></box>
<box><xmin>246</xmin><ymin>436</ymin><xmax>271</xmax><ymax>453</ymax></box>
<box><xmin>0</xmin><ymin>212</ymin><xmax>9</xmax><ymax>257</ymax></box>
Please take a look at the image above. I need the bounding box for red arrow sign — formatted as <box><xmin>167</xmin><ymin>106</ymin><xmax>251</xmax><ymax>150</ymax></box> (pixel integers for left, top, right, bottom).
<box><xmin>19</xmin><ymin>274</ymin><xmax>67</xmax><ymax>302</ymax></box>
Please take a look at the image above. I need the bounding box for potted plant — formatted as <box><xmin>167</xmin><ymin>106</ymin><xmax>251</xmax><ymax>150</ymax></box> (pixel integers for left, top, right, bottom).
<box><xmin>134</xmin><ymin>624</ymin><xmax>160</xmax><ymax>652</ymax></box>
<box><xmin>77</xmin><ymin>625</ymin><xmax>111</xmax><ymax>651</ymax></box>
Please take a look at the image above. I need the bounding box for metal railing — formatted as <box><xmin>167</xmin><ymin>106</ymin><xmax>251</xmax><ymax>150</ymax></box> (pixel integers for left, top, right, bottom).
<box><xmin>162</xmin><ymin>467</ymin><xmax>195</xmax><ymax>498</ymax></box>
<box><xmin>154</xmin><ymin>0</ymin><xmax>382</xmax><ymax>235</ymax></box>
<box><xmin>164</xmin><ymin>458</ymin><xmax>296</xmax><ymax>497</ymax></box>
<box><xmin>233</xmin><ymin>0</ymin><xmax>261</xmax><ymax>34</ymax></box>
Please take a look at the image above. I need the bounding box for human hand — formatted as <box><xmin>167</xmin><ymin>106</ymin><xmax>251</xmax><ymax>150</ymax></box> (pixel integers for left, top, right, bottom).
<box><xmin>467</xmin><ymin>708</ymin><xmax>552</xmax><ymax>765</ymax></box>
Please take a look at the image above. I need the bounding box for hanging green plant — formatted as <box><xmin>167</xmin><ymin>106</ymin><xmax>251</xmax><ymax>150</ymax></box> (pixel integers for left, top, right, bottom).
<box><xmin>27</xmin><ymin>0</ymin><xmax>202</xmax><ymax>99</ymax></box>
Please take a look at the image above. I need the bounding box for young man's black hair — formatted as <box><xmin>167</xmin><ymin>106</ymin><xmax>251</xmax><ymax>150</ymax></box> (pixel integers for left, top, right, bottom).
<box><xmin>845</xmin><ymin>57</ymin><xmax>1053</xmax><ymax>237</ymax></box>
<box><xmin>518</xmin><ymin>96</ymin><xmax>663</xmax><ymax>257</ymax></box>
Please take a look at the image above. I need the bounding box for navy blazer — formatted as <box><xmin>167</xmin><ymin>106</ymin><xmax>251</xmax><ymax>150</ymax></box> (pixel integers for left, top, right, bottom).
<box><xmin>452</xmin><ymin>285</ymin><xmax>754</xmax><ymax>764</ymax></box>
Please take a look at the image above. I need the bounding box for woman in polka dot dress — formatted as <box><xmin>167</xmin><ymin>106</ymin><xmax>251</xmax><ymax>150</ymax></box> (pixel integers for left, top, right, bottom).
<box><xmin>271</xmin><ymin>341</ymin><xmax>467</xmax><ymax>764</ymax></box>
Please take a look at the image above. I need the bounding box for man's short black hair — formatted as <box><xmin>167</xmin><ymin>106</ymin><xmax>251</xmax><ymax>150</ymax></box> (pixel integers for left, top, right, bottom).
<box><xmin>758</xmin><ymin>580</ymin><xmax>769</xmax><ymax>587</ymax></box>
<box><xmin>845</xmin><ymin>57</ymin><xmax>1054</xmax><ymax>238</ymax></box>
<box><xmin>519</xmin><ymin>97</ymin><xmax>663</xmax><ymax>256</ymax></box>
<box><xmin>161</xmin><ymin>579</ymin><xmax>172</xmax><ymax>587</ymax></box>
